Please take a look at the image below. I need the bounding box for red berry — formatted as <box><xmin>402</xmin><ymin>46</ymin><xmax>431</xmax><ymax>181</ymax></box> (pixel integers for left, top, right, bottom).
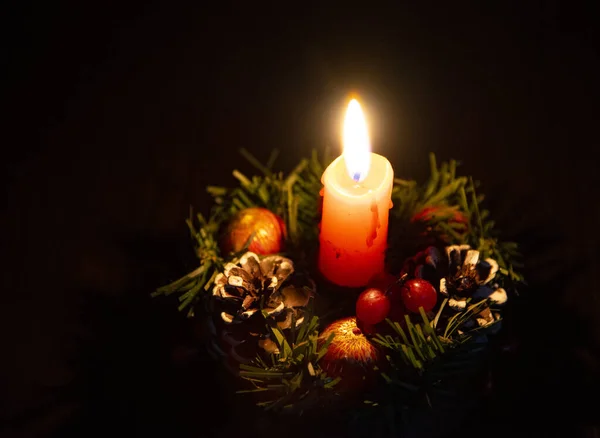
<box><xmin>356</xmin><ymin>288</ymin><xmax>391</xmax><ymax>325</ymax></box>
<box><xmin>401</xmin><ymin>279</ymin><xmax>437</xmax><ymax>313</ymax></box>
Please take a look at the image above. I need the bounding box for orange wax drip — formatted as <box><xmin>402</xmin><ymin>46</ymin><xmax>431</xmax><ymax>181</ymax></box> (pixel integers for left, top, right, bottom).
<box><xmin>366</xmin><ymin>199</ymin><xmax>380</xmax><ymax>247</ymax></box>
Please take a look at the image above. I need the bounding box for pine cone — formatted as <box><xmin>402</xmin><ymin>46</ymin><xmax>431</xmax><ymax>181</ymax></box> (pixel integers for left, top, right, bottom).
<box><xmin>207</xmin><ymin>252</ymin><xmax>313</xmax><ymax>367</ymax></box>
<box><xmin>442</xmin><ymin>245</ymin><xmax>507</xmax><ymax>332</ymax></box>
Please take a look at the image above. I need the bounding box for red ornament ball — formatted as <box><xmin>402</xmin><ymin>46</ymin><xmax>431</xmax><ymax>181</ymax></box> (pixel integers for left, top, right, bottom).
<box><xmin>356</xmin><ymin>287</ymin><xmax>391</xmax><ymax>325</ymax></box>
<box><xmin>221</xmin><ymin>207</ymin><xmax>285</xmax><ymax>255</ymax></box>
<box><xmin>411</xmin><ymin>206</ymin><xmax>469</xmax><ymax>243</ymax></box>
<box><xmin>401</xmin><ymin>278</ymin><xmax>437</xmax><ymax>313</ymax></box>
<box><xmin>411</xmin><ymin>205</ymin><xmax>468</xmax><ymax>225</ymax></box>
<box><xmin>318</xmin><ymin>317</ymin><xmax>380</xmax><ymax>388</ymax></box>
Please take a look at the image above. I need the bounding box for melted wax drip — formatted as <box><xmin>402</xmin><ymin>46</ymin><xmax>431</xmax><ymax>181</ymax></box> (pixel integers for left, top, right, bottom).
<box><xmin>366</xmin><ymin>199</ymin><xmax>380</xmax><ymax>247</ymax></box>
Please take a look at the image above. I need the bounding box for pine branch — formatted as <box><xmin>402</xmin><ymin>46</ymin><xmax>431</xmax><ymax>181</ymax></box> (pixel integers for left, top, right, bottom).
<box><xmin>373</xmin><ymin>308</ymin><xmax>447</xmax><ymax>374</ymax></box>
<box><xmin>152</xmin><ymin>149</ymin><xmax>328</xmax><ymax>314</ymax></box>
<box><xmin>390</xmin><ymin>153</ymin><xmax>524</xmax><ymax>286</ymax></box>
<box><xmin>236</xmin><ymin>313</ymin><xmax>339</xmax><ymax>412</ymax></box>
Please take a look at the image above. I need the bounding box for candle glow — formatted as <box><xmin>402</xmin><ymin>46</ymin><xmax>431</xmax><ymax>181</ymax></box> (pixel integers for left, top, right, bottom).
<box><xmin>318</xmin><ymin>98</ymin><xmax>394</xmax><ymax>287</ymax></box>
<box><xmin>343</xmin><ymin>99</ymin><xmax>371</xmax><ymax>182</ymax></box>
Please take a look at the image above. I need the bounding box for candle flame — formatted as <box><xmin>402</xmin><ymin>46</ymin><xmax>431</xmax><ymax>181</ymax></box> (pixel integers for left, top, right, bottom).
<box><xmin>343</xmin><ymin>99</ymin><xmax>371</xmax><ymax>182</ymax></box>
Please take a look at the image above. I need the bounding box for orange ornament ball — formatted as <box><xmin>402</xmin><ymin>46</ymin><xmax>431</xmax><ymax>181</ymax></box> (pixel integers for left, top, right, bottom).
<box><xmin>221</xmin><ymin>207</ymin><xmax>286</xmax><ymax>255</ymax></box>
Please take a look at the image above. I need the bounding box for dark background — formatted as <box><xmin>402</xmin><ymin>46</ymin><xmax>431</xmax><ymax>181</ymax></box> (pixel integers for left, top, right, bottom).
<box><xmin>2</xmin><ymin>2</ymin><xmax>599</xmax><ymax>437</ymax></box>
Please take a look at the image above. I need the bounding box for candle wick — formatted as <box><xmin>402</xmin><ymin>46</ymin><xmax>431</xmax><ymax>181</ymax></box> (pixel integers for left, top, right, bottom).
<box><xmin>352</xmin><ymin>172</ymin><xmax>361</xmax><ymax>182</ymax></box>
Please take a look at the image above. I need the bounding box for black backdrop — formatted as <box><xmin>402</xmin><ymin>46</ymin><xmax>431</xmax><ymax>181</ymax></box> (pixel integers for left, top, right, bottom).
<box><xmin>2</xmin><ymin>2</ymin><xmax>599</xmax><ymax>437</ymax></box>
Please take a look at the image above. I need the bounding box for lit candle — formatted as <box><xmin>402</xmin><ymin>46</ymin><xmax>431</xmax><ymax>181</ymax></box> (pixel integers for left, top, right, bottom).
<box><xmin>318</xmin><ymin>99</ymin><xmax>394</xmax><ymax>287</ymax></box>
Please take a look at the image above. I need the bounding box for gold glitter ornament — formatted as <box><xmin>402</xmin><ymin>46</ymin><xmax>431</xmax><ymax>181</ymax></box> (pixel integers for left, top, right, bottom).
<box><xmin>221</xmin><ymin>207</ymin><xmax>286</xmax><ymax>255</ymax></box>
<box><xmin>318</xmin><ymin>317</ymin><xmax>380</xmax><ymax>390</ymax></box>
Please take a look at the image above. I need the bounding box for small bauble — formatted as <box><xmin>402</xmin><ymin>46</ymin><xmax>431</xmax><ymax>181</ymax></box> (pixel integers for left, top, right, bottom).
<box><xmin>411</xmin><ymin>206</ymin><xmax>469</xmax><ymax>243</ymax></box>
<box><xmin>401</xmin><ymin>278</ymin><xmax>437</xmax><ymax>313</ymax></box>
<box><xmin>221</xmin><ymin>207</ymin><xmax>285</xmax><ymax>255</ymax></box>
<box><xmin>411</xmin><ymin>205</ymin><xmax>468</xmax><ymax>226</ymax></box>
<box><xmin>356</xmin><ymin>288</ymin><xmax>390</xmax><ymax>325</ymax></box>
<box><xmin>319</xmin><ymin>317</ymin><xmax>379</xmax><ymax>388</ymax></box>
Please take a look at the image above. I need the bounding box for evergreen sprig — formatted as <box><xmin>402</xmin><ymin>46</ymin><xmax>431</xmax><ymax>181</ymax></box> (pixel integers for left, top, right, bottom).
<box><xmin>208</xmin><ymin>147</ymin><xmax>328</xmax><ymax>249</ymax></box>
<box><xmin>237</xmin><ymin>314</ymin><xmax>340</xmax><ymax>412</ymax></box>
<box><xmin>152</xmin><ymin>148</ymin><xmax>330</xmax><ymax>314</ymax></box>
<box><xmin>151</xmin><ymin>149</ymin><xmax>334</xmax><ymax>413</ymax></box>
<box><xmin>391</xmin><ymin>153</ymin><xmax>524</xmax><ymax>285</ymax></box>
<box><xmin>372</xmin><ymin>310</ymin><xmax>446</xmax><ymax>374</ymax></box>
<box><xmin>371</xmin><ymin>301</ymin><xmax>493</xmax><ymax>377</ymax></box>
<box><xmin>357</xmin><ymin>301</ymin><xmax>496</xmax><ymax>436</ymax></box>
